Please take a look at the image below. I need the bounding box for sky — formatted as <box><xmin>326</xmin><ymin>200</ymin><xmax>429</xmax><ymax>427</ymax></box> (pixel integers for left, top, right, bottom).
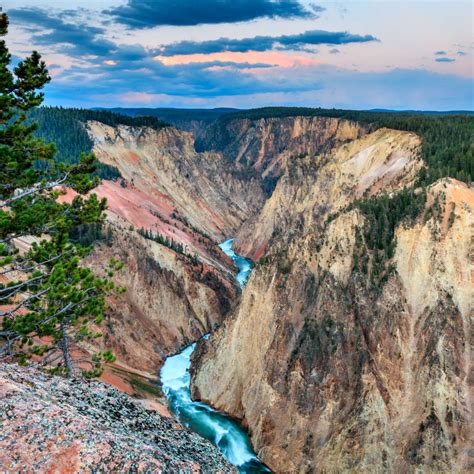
<box><xmin>3</xmin><ymin>0</ymin><xmax>474</xmax><ymax>110</ymax></box>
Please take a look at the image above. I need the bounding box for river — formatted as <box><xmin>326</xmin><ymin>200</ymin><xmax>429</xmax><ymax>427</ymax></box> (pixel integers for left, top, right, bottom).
<box><xmin>160</xmin><ymin>239</ymin><xmax>270</xmax><ymax>472</ymax></box>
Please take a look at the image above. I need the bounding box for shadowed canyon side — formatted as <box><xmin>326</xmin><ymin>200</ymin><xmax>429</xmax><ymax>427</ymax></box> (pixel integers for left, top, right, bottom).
<box><xmin>191</xmin><ymin>121</ymin><xmax>473</xmax><ymax>472</ymax></box>
<box><xmin>83</xmin><ymin>226</ymin><xmax>237</xmax><ymax>375</ymax></box>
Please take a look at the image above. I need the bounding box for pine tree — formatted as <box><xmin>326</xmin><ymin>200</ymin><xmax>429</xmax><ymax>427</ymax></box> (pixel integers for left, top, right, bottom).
<box><xmin>0</xmin><ymin>13</ymin><xmax>122</xmax><ymax>378</ymax></box>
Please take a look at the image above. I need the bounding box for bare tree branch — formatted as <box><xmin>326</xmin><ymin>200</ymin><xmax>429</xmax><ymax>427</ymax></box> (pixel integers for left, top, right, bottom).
<box><xmin>0</xmin><ymin>287</ymin><xmax>50</xmax><ymax>317</ymax></box>
<box><xmin>0</xmin><ymin>274</ymin><xmax>48</xmax><ymax>301</ymax></box>
<box><xmin>0</xmin><ymin>172</ymin><xmax>70</xmax><ymax>207</ymax></box>
<box><xmin>1</xmin><ymin>250</ymin><xmax>74</xmax><ymax>276</ymax></box>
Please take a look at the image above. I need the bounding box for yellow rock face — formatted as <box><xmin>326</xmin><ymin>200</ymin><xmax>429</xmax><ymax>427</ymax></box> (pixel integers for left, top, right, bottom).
<box><xmin>234</xmin><ymin>126</ymin><xmax>422</xmax><ymax>259</ymax></box>
<box><xmin>192</xmin><ymin>119</ymin><xmax>472</xmax><ymax>473</ymax></box>
<box><xmin>87</xmin><ymin>120</ymin><xmax>265</xmax><ymax>241</ymax></box>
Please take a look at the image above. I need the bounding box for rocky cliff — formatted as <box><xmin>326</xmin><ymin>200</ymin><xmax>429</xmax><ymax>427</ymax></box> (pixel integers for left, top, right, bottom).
<box><xmin>86</xmin><ymin>120</ymin><xmax>265</xmax><ymax>241</ymax></box>
<box><xmin>44</xmin><ymin>115</ymin><xmax>472</xmax><ymax>473</ymax></box>
<box><xmin>84</xmin><ymin>219</ymin><xmax>237</xmax><ymax>375</ymax></box>
<box><xmin>80</xmin><ymin>117</ymin><xmax>374</xmax><ymax>377</ymax></box>
<box><xmin>234</xmin><ymin>126</ymin><xmax>422</xmax><ymax>260</ymax></box>
<box><xmin>66</xmin><ymin>120</ymin><xmax>268</xmax><ymax>378</ymax></box>
<box><xmin>191</xmin><ymin>119</ymin><xmax>473</xmax><ymax>472</ymax></box>
<box><xmin>197</xmin><ymin>115</ymin><xmax>369</xmax><ymax>178</ymax></box>
<box><xmin>0</xmin><ymin>362</ymin><xmax>233</xmax><ymax>473</ymax></box>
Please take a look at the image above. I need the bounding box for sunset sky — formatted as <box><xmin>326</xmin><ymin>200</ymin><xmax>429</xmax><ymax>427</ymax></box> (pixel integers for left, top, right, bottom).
<box><xmin>4</xmin><ymin>0</ymin><xmax>473</xmax><ymax>110</ymax></box>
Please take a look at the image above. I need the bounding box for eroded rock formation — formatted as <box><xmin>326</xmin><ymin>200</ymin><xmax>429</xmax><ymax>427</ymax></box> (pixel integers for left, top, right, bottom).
<box><xmin>197</xmin><ymin>115</ymin><xmax>368</xmax><ymax>178</ymax></box>
<box><xmin>191</xmin><ymin>119</ymin><xmax>472</xmax><ymax>473</ymax></box>
<box><xmin>86</xmin><ymin>120</ymin><xmax>265</xmax><ymax>241</ymax></box>
<box><xmin>84</xmin><ymin>221</ymin><xmax>237</xmax><ymax>375</ymax></box>
<box><xmin>53</xmin><ymin>115</ymin><xmax>471</xmax><ymax>472</ymax></box>
<box><xmin>75</xmin><ymin>121</ymin><xmax>268</xmax><ymax>376</ymax></box>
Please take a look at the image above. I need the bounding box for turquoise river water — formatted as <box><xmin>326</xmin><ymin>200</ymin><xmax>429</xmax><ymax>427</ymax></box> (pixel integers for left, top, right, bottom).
<box><xmin>160</xmin><ymin>239</ymin><xmax>269</xmax><ymax>472</ymax></box>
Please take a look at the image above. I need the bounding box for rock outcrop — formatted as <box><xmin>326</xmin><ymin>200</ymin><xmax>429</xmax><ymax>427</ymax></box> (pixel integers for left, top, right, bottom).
<box><xmin>191</xmin><ymin>118</ymin><xmax>472</xmax><ymax>473</ymax></box>
<box><xmin>0</xmin><ymin>362</ymin><xmax>233</xmax><ymax>473</ymax></box>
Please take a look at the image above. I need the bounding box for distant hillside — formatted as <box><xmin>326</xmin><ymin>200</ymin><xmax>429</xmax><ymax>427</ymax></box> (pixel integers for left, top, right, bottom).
<box><xmin>29</xmin><ymin>106</ymin><xmax>473</xmax><ymax>185</ymax></box>
<box><xmin>96</xmin><ymin>107</ymin><xmax>239</xmax><ymax>133</ymax></box>
<box><xmin>368</xmin><ymin>108</ymin><xmax>474</xmax><ymax>115</ymax></box>
<box><xmin>200</xmin><ymin>107</ymin><xmax>473</xmax><ymax>185</ymax></box>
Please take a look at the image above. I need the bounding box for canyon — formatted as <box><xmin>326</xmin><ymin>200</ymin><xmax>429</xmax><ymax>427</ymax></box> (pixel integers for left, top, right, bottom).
<box><xmin>88</xmin><ymin>114</ymin><xmax>471</xmax><ymax>472</ymax></box>
<box><xmin>191</xmin><ymin>118</ymin><xmax>473</xmax><ymax>472</ymax></box>
<box><xmin>4</xmin><ymin>111</ymin><xmax>471</xmax><ymax>473</ymax></box>
<box><xmin>74</xmin><ymin>120</ymin><xmax>266</xmax><ymax>381</ymax></box>
<box><xmin>80</xmin><ymin>115</ymin><xmax>370</xmax><ymax>380</ymax></box>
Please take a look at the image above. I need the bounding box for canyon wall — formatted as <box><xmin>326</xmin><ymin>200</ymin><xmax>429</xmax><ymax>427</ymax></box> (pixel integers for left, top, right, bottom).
<box><xmin>84</xmin><ymin>220</ymin><xmax>237</xmax><ymax>375</ymax></box>
<box><xmin>83</xmin><ymin>116</ymin><xmax>371</xmax><ymax>375</ymax></box>
<box><xmin>233</xmin><ymin>127</ymin><xmax>421</xmax><ymax>260</ymax></box>
<box><xmin>197</xmin><ymin>115</ymin><xmax>369</xmax><ymax>178</ymax></box>
<box><xmin>76</xmin><ymin>121</ymin><xmax>267</xmax><ymax>376</ymax></box>
<box><xmin>86</xmin><ymin>121</ymin><xmax>265</xmax><ymax>241</ymax></box>
<box><xmin>191</xmin><ymin>121</ymin><xmax>473</xmax><ymax>472</ymax></box>
<box><xmin>68</xmin><ymin>116</ymin><xmax>471</xmax><ymax>473</ymax></box>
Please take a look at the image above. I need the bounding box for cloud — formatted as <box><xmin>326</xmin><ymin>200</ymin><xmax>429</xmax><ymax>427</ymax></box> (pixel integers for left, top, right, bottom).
<box><xmin>49</xmin><ymin>59</ymin><xmax>306</xmax><ymax>99</ymax></box>
<box><xmin>7</xmin><ymin>6</ymin><xmax>376</xmax><ymax>74</ymax></box>
<box><xmin>9</xmin><ymin>7</ymin><xmax>115</xmax><ymax>57</ymax></box>
<box><xmin>158</xmin><ymin>30</ymin><xmax>378</xmax><ymax>56</ymax></box>
<box><xmin>435</xmin><ymin>57</ymin><xmax>455</xmax><ymax>63</ymax></box>
<box><xmin>434</xmin><ymin>50</ymin><xmax>447</xmax><ymax>55</ymax></box>
<box><xmin>105</xmin><ymin>0</ymin><xmax>318</xmax><ymax>28</ymax></box>
<box><xmin>98</xmin><ymin>58</ymin><xmax>274</xmax><ymax>70</ymax></box>
<box><xmin>8</xmin><ymin>7</ymin><xmax>160</xmax><ymax>64</ymax></box>
<box><xmin>204</xmin><ymin>61</ymin><xmax>274</xmax><ymax>69</ymax></box>
<box><xmin>457</xmin><ymin>50</ymin><xmax>467</xmax><ymax>56</ymax></box>
<box><xmin>329</xmin><ymin>48</ymin><xmax>340</xmax><ymax>54</ymax></box>
<box><xmin>8</xmin><ymin>4</ymin><xmax>471</xmax><ymax>112</ymax></box>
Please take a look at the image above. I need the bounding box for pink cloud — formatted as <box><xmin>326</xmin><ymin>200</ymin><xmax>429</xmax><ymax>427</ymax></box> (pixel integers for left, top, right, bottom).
<box><xmin>155</xmin><ymin>51</ymin><xmax>321</xmax><ymax>68</ymax></box>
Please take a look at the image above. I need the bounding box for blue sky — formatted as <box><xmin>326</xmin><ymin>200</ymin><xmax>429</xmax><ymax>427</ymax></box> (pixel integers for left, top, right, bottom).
<box><xmin>4</xmin><ymin>0</ymin><xmax>473</xmax><ymax>110</ymax></box>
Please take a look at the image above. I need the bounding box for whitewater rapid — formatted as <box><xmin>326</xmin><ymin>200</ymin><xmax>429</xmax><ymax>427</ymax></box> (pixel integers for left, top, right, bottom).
<box><xmin>160</xmin><ymin>239</ymin><xmax>269</xmax><ymax>472</ymax></box>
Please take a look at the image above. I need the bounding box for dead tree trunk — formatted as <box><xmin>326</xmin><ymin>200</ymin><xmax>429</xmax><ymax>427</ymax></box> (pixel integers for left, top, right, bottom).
<box><xmin>60</xmin><ymin>321</ymin><xmax>74</xmax><ymax>378</ymax></box>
